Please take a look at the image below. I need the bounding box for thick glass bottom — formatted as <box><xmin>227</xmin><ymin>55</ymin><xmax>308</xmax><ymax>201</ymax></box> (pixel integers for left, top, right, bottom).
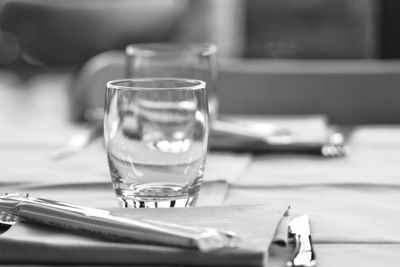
<box><xmin>114</xmin><ymin>182</ymin><xmax>201</xmax><ymax>208</ymax></box>
<box><xmin>117</xmin><ymin>194</ymin><xmax>198</xmax><ymax>208</ymax></box>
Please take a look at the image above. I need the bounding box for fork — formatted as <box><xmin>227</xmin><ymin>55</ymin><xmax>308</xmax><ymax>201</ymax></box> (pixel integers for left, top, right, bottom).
<box><xmin>0</xmin><ymin>210</ymin><xmax>19</xmax><ymax>227</ymax></box>
<box><xmin>0</xmin><ymin>193</ymin><xmax>21</xmax><ymax>228</ymax></box>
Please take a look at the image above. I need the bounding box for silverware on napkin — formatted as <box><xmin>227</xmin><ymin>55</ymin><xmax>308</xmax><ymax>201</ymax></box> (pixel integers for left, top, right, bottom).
<box><xmin>287</xmin><ymin>215</ymin><xmax>316</xmax><ymax>267</ymax></box>
<box><xmin>0</xmin><ymin>193</ymin><xmax>238</xmax><ymax>251</ymax></box>
<box><xmin>212</xmin><ymin>120</ymin><xmax>350</xmax><ymax>158</ymax></box>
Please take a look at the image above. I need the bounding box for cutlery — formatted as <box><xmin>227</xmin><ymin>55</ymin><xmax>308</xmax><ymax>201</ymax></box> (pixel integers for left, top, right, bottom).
<box><xmin>0</xmin><ymin>209</ymin><xmax>19</xmax><ymax>227</ymax></box>
<box><xmin>287</xmin><ymin>215</ymin><xmax>316</xmax><ymax>267</ymax></box>
<box><xmin>0</xmin><ymin>193</ymin><xmax>238</xmax><ymax>251</ymax></box>
<box><xmin>212</xmin><ymin>122</ymin><xmax>350</xmax><ymax>157</ymax></box>
<box><xmin>320</xmin><ymin>126</ymin><xmax>350</xmax><ymax>157</ymax></box>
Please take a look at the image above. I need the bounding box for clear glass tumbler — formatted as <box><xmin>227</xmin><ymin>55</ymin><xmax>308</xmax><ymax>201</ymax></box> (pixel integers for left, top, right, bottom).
<box><xmin>125</xmin><ymin>43</ymin><xmax>218</xmax><ymax>121</ymax></box>
<box><xmin>104</xmin><ymin>78</ymin><xmax>209</xmax><ymax>208</ymax></box>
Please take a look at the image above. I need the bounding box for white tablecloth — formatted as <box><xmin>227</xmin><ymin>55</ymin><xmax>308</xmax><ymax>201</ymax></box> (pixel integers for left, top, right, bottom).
<box><xmin>1</xmin><ymin>72</ymin><xmax>400</xmax><ymax>266</ymax></box>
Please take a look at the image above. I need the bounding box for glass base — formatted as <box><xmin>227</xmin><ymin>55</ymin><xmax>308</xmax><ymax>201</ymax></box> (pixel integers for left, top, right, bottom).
<box><xmin>117</xmin><ymin>194</ymin><xmax>198</xmax><ymax>208</ymax></box>
<box><xmin>113</xmin><ymin>181</ymin><xmax>202</xmax><ymax>208</ymax></box>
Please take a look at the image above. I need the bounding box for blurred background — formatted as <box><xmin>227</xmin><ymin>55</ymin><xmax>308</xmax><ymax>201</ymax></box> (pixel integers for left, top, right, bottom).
<box><xmin>0</xmin><ymin>0</ymin><xmax>390</xmax><ymax>66</ymax></box>
<box><xmin>0</xmin><ymin>0</ymin><xmax>399</xmax><ymax>124</ymax></box>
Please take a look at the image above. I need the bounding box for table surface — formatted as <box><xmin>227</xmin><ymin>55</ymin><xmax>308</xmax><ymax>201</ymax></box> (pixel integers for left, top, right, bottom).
<box><xmin>1</xmin><ymin>71</ymin><xmax>400</xmax><ymax>267</ymax></box>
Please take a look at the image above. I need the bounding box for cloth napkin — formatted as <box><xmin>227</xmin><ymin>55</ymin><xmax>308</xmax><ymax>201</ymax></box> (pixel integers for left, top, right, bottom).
<box><xmin>0</xmin><ymin>205</ymin><xmax>284</xmax><ymax>266</ymax></box>
<box><xmin>210</xmin><ymin>115</ymin><xmax>331</xmax><ymax>153</ymax></box>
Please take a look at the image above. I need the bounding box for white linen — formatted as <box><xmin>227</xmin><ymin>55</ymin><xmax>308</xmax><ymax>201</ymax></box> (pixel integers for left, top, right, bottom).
<box><xmin>0</xmin><ymin>141</ymin><xmax>251</xmax><ymax>188</ymax></box>
<box><xmin>226</xmin><ymin>186</ymin><xmax>400</xmax><ymax>244</ymax></box>
<box><xmin>2</xmin><ymin>73</ymin><xmax>400</xmax><ymax>266</ymax></box>
<box><xmin>232</xmin><ymin>127</ymin><xmax>400</xmax><ymax>186</ymax></box>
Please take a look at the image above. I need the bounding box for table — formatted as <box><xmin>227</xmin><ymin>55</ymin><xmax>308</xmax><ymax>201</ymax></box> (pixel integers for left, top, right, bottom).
<box><xmin>1</xmin><ymin>71</ymin><xmax>400</xmax><ymax>266</ymax></box>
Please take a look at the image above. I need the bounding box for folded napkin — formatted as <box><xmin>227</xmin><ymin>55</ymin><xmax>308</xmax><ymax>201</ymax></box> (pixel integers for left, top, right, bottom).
<box><xmin>0</xmin><ymin>205</ymin><xmax>283</xmax><ymax>266</ymax></box>
<box><xmin>210</xmin><ymin>115</ymin><xmax>331</xmax><ymax>153</ymax></box>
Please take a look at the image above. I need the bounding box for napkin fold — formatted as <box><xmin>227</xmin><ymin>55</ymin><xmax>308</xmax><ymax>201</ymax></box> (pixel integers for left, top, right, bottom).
<box><xmin>0</xmin><ymin>205</ymin><xmax>284</xmax><ymax>266</ymax></box>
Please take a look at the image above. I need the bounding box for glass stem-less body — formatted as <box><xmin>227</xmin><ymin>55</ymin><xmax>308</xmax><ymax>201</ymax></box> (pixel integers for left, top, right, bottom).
<box><xmin>104</xmin><ymin>78</ymin><xmax>209</xmax><ymax>208</ymax></box>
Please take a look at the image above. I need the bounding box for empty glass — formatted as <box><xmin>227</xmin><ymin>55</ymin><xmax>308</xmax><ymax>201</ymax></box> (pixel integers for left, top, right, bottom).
<box><xmin>125</xmin><ymin>43</ymin><xmax>218</xmax><ymax>121</ymax></box>
<box><xmin>104</xmin><ymin>78</ymin><xmax>209</xmax><ymax>208</ymax></box>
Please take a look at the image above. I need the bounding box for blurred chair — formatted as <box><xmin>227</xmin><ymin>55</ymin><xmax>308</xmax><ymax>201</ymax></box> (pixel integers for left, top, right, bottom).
<box><xmin>219</xmin><ymin>59</ymin><xmax>400</xmax><ymax>124</ymax></box>
<box><xmin>70</xmin><ymin>50</ymin><xmax>400</xmax><ymax>125</ymax></box>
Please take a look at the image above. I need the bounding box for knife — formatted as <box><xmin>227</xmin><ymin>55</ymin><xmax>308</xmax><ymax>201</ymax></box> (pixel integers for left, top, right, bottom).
<box><xmin>0</xmin><ymin>193</ymin><xmax>238</xmax><ymax>252</ymax></box>
<box><xmin>287</xmin><ymin>215</ymin><xmax>316</xmax><ymax>267</ymax></box>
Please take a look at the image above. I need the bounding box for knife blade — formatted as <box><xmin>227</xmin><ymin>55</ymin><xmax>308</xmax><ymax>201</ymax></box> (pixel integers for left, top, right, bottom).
<box><xmin>287</xmin><ymin>215</ymin><xmax>316</xmax><ymax>267</ymax></box>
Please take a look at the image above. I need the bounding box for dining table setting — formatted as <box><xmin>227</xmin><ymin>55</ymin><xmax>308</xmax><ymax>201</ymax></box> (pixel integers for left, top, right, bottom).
<box><xmin>0</xmin><ymin>43</ymin><xmax>400</xmax><ymax>267</ymax></box>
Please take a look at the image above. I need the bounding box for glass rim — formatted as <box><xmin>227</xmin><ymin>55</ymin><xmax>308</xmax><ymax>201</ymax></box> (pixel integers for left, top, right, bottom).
<box><xmin>106</xmin><ymin>78</ymin><xmax>206</xmax><ymax>91</ymax></box>
<box><xmin>125</xmin><ymin>42</ymin><xmax>217</xmax><ymax>57</ymax></box>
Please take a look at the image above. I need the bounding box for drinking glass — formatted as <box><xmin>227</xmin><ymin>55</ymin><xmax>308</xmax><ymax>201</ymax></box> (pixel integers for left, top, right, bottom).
<box><xmin>125</xmin><ymin>43</ymin><xmax>218</xmax><ymax>121</ymax></box>
<box><xmin>104</xmin><ymin>78</ymin><xmax>209</xmax><ymax>208</ymax></box>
